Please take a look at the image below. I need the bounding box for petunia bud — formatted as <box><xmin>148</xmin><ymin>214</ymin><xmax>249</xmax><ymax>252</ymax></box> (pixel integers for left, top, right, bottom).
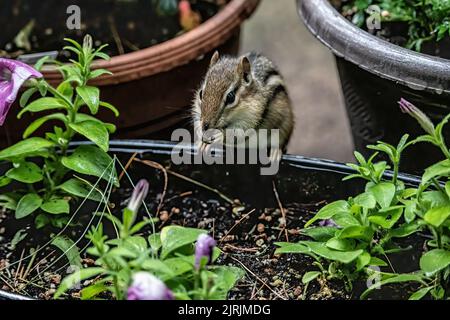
<box><xmin>194</xmin><ymin>233</ymin><xmax>216</xmax><ymax>270</ymax></box>
<box><xmin>0</xmin><ymin>58</ymin><xmax>42</xmax><ymax>126</ymax></box>
<box><xmin>127</xmin><ymin>179</ymin><xmax>149</xmax><ymax>213</ymax></box>
<box><xmin>398</xmin><ymin>98</ymin><xmax>435</xmax><ymax>136</ymax></box>
<box><xmin>127</xmin><ymin>272</ymin><xmax>173</xmax><ymax>300</ymax></box>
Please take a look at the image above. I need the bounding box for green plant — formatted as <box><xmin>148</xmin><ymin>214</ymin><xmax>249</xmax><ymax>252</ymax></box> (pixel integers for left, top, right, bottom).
<box><xmin>341</xmin><ymin>0</ymin><xmax>450</xmax><ymax>51</ymax></box>
<box><xmin>276</xmin><ymin>135</ymin><xmax>419</xmax><ymax>291</ymax></box>
<box><xmin>276</xmin><ymin>98</ymin><xmax>450</xmax><ymax>300</ymax></box>
<box><xmin>55</xmin><ymin>180</ymin><xmax>244</xmax><ymax>300</ymax></box>
<box><xmin>0</xmin><ymin>35</ymin><xmax>119</xmax><ymax>228</ymax></box>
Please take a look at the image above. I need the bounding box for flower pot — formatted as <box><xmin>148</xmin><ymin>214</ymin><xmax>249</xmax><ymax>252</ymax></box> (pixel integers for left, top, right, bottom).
<box><xmin>297</xmin><ymin>0</ymin><xmax>450</xmax><ymax>173</ymax></box>
<box><xmin>0</xmin><ymin>140</ymin><xmax>423</xmax><ymax>300</ymax></box>
<box><xmin>0</xmin><ymin>0</ymin><xmax>260</xmax><ymax>148</ymax></box>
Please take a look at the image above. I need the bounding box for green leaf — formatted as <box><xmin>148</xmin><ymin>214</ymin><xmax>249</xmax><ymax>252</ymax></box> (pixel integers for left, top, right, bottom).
<box><xmin>75</xmin><ymin>113</ymin><xmax>116</xmax><ymax>133</ymax></box>
<box><xmin>423</xmin><ymin>206</ymin><xmax>450</xmax><ymax>228</ymax></box>
<box><xmin>58</xmin><ymin>178</ymin><xmax>103</xmax><ymax>202</ymax></box>
<box><xmin>301</xmin><ymin>227</ymin><xmax>337</xmax><ymax>241</ymax></box>
<box><xmin>302</xmin><ymin>271</ymin><xmax>321</xmax><ymax>284</ymax></box>
<box><xmin>76</xmin><ymin>86</ymin><xmax>100</xmax><ymax>114</ymax></box>
<box><xmin>99</xmin><ymin>101</ymin><xmax>119</xmax><ymax>117</ymax></box>
<box><xmin>69</xmin><ymin>121</ymin><xmax>109</xmax><ymax>152</ymax></box>
<box><xmin>163</xmin><ymin>257</ymin><xmax>194</xmax><ymax>277</ymax></box>
<box><xmin>422</xmin><ymin>191</ymin><xmax>449</xmax><ymax>208</ymax></box>
<box><xmin>23</xmin><ymin>113</ymin><xmax>67</xmax><ymax>138</ymax></box>
<box><xmin>208</xmin><ymin>266</ymin><xmax>245</xmax><ymax>299</ymax></box>
<box><xmin>356</xmin><ymin>252</ymin><xmax>371</xmax><ymax>271</ymax></box>
<box><xmin>336</xmin><ymin>226</ymin><xmax>374</xmax><ymax>242</ymax></box>
<box><xmin>6</xmin><ymin>161</ymin><xmax>43</xmax><ymax>183</ymax></box>
<box><xmin>89</xmin><ymin>69</ymin><xmax>113</xmax><ymax>80</ymax></box>
<box><xmin>61</xmin><ymin>145</ymin><xmax>117</xmax><ymax>185</ymax></box>
<box><xmin>389</xmin><ymin>222</ymin><xmax>421</xmax><ymax>238</ymax></box>
<box><xmin>409</xmin><ymin>287</ymin><xmax>432</xmax><ymax>300</ymax></box>
<box><xmin>326</xmin><ymin>238</ymin><xmax>355</xmax><ymax>251</ymax></box>
<box><xmin>10</xmin><ymin>229</ymin><xmax>28</xmax><ymax>250</ymax></box>
<box><xmin>0</xmin><ymin>194</ymin><xmax>18</xmax><ymax>210</ymax></box>
<box><xmin>305</xmin><ymin>200</ymin><xmax>350</xmax><ymax>227</ymax></box>
<box><xmin>51</xmin><ymin>235</ymin><xmax>82</xmax><ymax>268</ymax></box>
<box><xmin>0</xmin><ymin>138</ymin><xmax>54</xmax><ymax>161</ymax></box>
<box><xmin>160</xmin><ymin>226</ymin><xmax>206</xmax><ymax>259</ymax></box>
<box><xmin>80</xmin><ymin>280</ymin><xmax>110</xmax><ymax>300</ymax></box>
<box><xmin>148</xmin><ymin>233</ymin><xmax>162</xmax><ymax>253</ymax></box>
<box><xmin>57</xmin><ymin>81</ymin><xmax>74</xmax><ymax>100</ymax></box>
<box><xmin>361</xmin><ymin>274</ymin><xmax>426</xmax><ymax>299</ymax></box>
<box><xmin>354</xmin><ymin>192</ymin><xmax>376</xmax><ymax>209</ymax></box>
<box><xmin>423</xmin><ymin>159</ymin><xmax>450</xmax><ymax>184</ymax></box>
<box><xmin>300</xmin><ymin>241</ymin><xmax>363</xmax><ymax>264</ymax></box>
<box><xmin>420</xmin><ymin>249</ymin><xmax>450</xmax><ymax>275</ymax></box>
<box><xmin>369</xmin><ymin>257</ymin><xmax>388</xmax><ymax>267</ymax></box>
<box><xmin>18</xmin><ymin>97</ymin><xmax>68</xmax><ymax>118</ymax></box>
<box><xmin>368</xmin><ymin>206</ymin><xmax>403</xmax><ymax>229</ymax></box>
<box><xmin>368</xmin><ymin>182</ymin><xmax>396</xmax><ymax>208</ymax></box>
<box><xmin>332</xmin><ymin>212</ymin><xmax>361</xmax><ymax>227</ymax></box>
<box><xmin>275</xmin><ymin>242</ymin><xmax>310</xmax><ymax>255</ymax></box>
<box><xmin>55</xmin><ymin>267</ymin><xmax>104</xmax><ymax>299</ymax></box>
<box><xmin>15</xmin><ymin>193</ymin><xmax>43</xmax><ymax>219</ymax></box>
<box><xmin>0</xmin><ymin>176</ymin><xmax>12</xmax><ymax>187</ymax></box>
<box><xmin>41</xmin><ymin>198</ymin><xmax>70</xmax><ymax>215</ymax></box>
<box><xmin>20</xmin><ymin>87</ymin><xmax>37</xmax><ymax>108</ymax></box>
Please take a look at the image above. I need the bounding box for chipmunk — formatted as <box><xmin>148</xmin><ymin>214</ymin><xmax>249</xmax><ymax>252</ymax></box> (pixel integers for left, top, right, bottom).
<box><xmin>192</xmin><ymin>51</ymin><xmax>294</xmax><ymax>162</ymax></box>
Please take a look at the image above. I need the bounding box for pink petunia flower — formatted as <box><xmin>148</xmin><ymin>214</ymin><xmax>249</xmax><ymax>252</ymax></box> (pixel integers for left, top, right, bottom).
<box><xmin>127</xmin><ymin>272</ymin><xmax>174</xmax><ymax>300</ymax></box>
<box><xmin>0</xmin><ymin>58</ymin><xmax>42</xmax><ymax>126</ymax></box>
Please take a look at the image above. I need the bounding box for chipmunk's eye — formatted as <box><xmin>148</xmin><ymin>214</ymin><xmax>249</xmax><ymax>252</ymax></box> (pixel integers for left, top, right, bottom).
<box><xmin>225</xmin><ymin>90</ymin><xmax>236</xmax><ymax>106</ymax></box>
<box><xmin>199</xmin><ymin>90</ymin><xmax>203</xmax><ymax>99</ymax></box>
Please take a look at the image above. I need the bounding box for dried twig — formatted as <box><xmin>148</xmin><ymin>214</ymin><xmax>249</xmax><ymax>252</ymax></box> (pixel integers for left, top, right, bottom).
<box><xmin>108</xmin><ymin>15</ymin><xmax>124</xmax><ymax>55</ymax></box>
<box><xmin>219</xmin><ymin>209</ymin><xmax>256</xmax><ymax>244</ymax></box>
<box><xmin>222</xmin><ymin>244</ymin><xmax>259</xmax><ymax>253</ymax></box>
<box><xmin>118</xmin><ymin>152</ymin><xmax>138</xmax><ymax>182</ymax></box>
<box><xmin>229</xmin><ymin>256</ymin><xmax>287</xmax><ymax>300</ymax></box>
<box><xmin>272</xmin><ymin>181</ymin><xmax>289</xmax><ymax>242</ymax></box>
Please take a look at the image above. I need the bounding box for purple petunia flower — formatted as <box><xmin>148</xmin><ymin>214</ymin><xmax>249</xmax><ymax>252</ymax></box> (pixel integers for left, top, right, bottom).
<box><xmin>127</xmin><ymin>272</ymin><xmax>174</xmax><ymax>300</ymax></box>
<box><xmin>194</xmin><ymin>233</ymin><xmax>216</xmax><ymax>270</ymax></box>
<box><xmin>127</xmin><ymin>179</ymin><xmax>149</xmax><ymax>213</ymax></box>
<box><xmin>0</xmin><ymin>58</ymin><xmax>42</xmax><ymax>126</ymax></box>
<box><xmin>319</xmin><ymin>219</ymin><xmax>338</xmax><ymax>228</ymax></box>
<box><xmin>398</xmin><ymin>98</ymin><xmax>435</xmax><ymax>135</ymax></box>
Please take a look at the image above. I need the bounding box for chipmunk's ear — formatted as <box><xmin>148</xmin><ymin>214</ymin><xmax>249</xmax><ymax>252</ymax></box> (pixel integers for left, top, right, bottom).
<box><xmin>210</xmin><ymin>51</ymin><xmax>220</xmax><ymax>67</ymax></box>
<box><xmin>238</xmin><ymin>56</ymin><xmax>252</xmax><ymax>84</ymax></box>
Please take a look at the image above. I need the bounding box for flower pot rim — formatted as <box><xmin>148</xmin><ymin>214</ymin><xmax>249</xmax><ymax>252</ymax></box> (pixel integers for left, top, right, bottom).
<box><xmin>40</xmin><ymin>0</ymin><xmax>260</xmax><ymax>86</ymax></box>
<box><xmin>0</xmin><ymin>139</ymin><xmax>423</xmax><ymax>301</ymax></box>
<box><xmin>297</xmin><ymin>0</ymin><xmax>450</xmax><ymax>95</ymax></box>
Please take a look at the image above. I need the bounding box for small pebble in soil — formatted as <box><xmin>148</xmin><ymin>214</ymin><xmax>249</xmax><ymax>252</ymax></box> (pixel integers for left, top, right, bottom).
<box><xmin>159</xmin><ymin>210</ymin><xmax>169</xmax><ymax>222</ymax></box>
<box><xmin>255</xmin><ymin>239</ymin><xmax>265</xmax><ymax>247</ymax></box>
<box><xmin>257</xmin><ymin>223</ymin><xmax>265</xmax><ymax>233</ymax></box>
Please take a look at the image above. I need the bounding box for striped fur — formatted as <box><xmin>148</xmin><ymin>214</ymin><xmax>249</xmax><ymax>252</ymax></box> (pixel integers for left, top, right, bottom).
<box><xmin>192</xmin><ymin>51</ymin><xmax>294</xmax><ymax>151</ymax></box>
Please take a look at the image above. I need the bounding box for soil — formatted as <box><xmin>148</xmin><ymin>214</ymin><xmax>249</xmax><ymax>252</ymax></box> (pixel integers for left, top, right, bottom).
<box><xmin>0</xmin><ymin>0</ymin><xmax>228</xmax><ymax>61</ymax></box>
<box><xmin>0</xmin><ymin>152</ymin><xmax>428</xmax><ymax>300</ymax></box>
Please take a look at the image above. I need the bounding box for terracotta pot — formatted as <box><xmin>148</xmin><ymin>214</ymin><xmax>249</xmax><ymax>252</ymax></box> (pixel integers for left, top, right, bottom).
<box><xmin>0</xmin><ymin>0</ymin><xmax>260</xmax><ymax>147</ymax></box>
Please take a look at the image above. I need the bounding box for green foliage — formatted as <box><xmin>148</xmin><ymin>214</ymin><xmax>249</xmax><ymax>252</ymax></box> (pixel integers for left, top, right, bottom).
<box><xmin>342</xmin><ymin>0</ymin><xmax>450</xmax><ymax>51</ymax></box>
<box><xmin>277</xmin><ymin>110</ymin><xmax>450</xmax><ymax>299</ymax></box>
<box><xmin>0</xmin><ymin>35</ymin><xmax>118</xmax><ymax>228</ymax></box>
<box><xmin>55</xmin><ymin>206</ymin><xmax>244</xmax><ymax>300</ymax></box>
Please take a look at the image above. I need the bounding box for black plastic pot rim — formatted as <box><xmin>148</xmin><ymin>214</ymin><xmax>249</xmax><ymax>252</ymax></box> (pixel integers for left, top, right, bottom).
<box><xmin>297</xmin><ymin>0</ymin><xmax>450</xmax><ymax>95</ymax></box>
<box><xmin>0</xmin><ymin>139</ymin><xmax>422</xmax><ymax>300</ymax></box>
